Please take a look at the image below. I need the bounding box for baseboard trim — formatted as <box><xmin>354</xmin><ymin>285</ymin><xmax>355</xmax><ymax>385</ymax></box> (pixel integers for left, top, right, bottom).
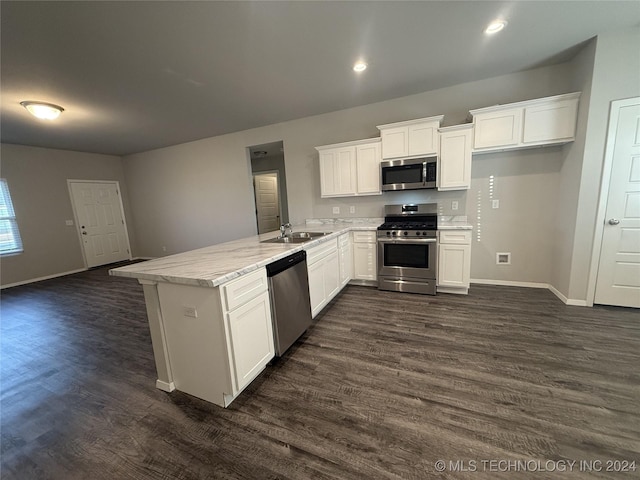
<box><xmin>471</xmin><ymin>279</ymin><xmax>589</xmax><ymax>307</ymax></box>
<box><xmin>1</xmin><ymin>268</ymin><xmax>88</xmax><ymax>289</ymax></box>
<box><xmin>132</xmin><ymin>256</ymin><xmax>155</xmax><ymax>260</ymax></box>
<box><xmin>155</xmin><ymin>379</ymin><xmax>175</xmax><ymax>392</ymax></box>
<box><xmin>471</xmin><ymin>278</ymin><xmax>549</xmax><ymax>289</ymax></box>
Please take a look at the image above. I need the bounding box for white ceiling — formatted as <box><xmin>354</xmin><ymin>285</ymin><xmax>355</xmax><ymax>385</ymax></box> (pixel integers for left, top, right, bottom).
<box><xmin>2</xmin><ymin>1</ymin><xmax>639</xmax><ymax>156</ymax></box>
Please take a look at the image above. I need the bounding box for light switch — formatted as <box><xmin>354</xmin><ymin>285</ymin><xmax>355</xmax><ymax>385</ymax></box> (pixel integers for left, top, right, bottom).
<box><xmin>492</xmin><ymin>199</ymin><xmax>500</xmax><ymax>209</ymax></box>
<box><xmin>65</xmin><ymin>220</ymin><xmax>74</xmax><ymax>226</ymax></box>
<box><xmin>333</xmin><ymin>206</ymin><xmax>340</xmax><ymax>214</ymax></box>
<box><xmin>349</xmin><ymin>206</ymin><xmax>355</xmax><ymax>214</ymax></box>
<box><xmin>451</xmin><ymin>201</ymin><xmax>458</xmax><ymax>211</ymax></box>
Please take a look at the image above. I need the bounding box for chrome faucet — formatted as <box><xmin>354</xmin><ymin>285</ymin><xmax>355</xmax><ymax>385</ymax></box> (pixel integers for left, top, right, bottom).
<box><xmin>280</xmin><ymin>223</ymin><xmax>293</xmax><ymax>237</ymax></box>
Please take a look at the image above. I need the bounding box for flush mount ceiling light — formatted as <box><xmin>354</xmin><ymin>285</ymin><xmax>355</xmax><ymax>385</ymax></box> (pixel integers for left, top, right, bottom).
<box><xmin>353</xmin><ymin>61</ymin><xmax>367</xmax><ymax>72</ymax></box>
<box><xmin>253</xmin><ymin>150</ymin><xmax>268</xmax><ymax>158</ymax></box>
<box><xmin>485</xmin><ymin>19</ymin><xmax>507</xmax><ymax>34</ymax></box>
<box><xmin>20</xmin><ymin>101</ymin><xmax>64</xmax><ymax>120</ymax></box>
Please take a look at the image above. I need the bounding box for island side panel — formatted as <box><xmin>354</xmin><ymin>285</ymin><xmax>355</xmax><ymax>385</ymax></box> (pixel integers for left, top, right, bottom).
<box><xmin>139</xmin><ymin>279</ymin><xmax>175</xmax><ymax>392</ymax></box>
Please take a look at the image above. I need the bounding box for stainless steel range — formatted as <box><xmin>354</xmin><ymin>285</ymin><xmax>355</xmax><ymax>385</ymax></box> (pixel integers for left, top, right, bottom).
<box><xmin>377</xmin><ymin>203</ymin><xmax>437</xmax><ymax>295</ymax></box>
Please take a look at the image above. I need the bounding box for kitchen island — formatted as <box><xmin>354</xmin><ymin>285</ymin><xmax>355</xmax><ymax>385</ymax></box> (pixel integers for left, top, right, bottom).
<box><xmin>110</xmin><ymin>222</ymin><xmax>379</xmax><ymax>407</ymax></box>
<box><xmin>111</xmin><ymin>218</ymin><xmax>472</xmax><ymax>407</ymax></box>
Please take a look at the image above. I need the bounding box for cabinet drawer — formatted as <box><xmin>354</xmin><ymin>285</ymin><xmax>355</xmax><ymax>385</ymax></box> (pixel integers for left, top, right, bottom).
<box><xmin>438</xmin><ymin>230</ymin><xmax>472</xmax><ymax>245</ymax></box>
<box><xmin>352</xmin><ymin>231</ymin><xmax>376</xmax><ymax>243</ymax></box>
<box><xmin>306</xmin><ymin>238</ymin><xmax>338</xmax><ymax>265</ymax></box>
<box><xmin>221</xmin><ymin>268</ymin><xmax>268</xmax><ymax>312</ymax></box>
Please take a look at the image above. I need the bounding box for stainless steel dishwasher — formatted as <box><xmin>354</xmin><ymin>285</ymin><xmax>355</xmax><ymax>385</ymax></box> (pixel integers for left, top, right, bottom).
<box><xmin>266</xmin><ymin>250</ymin><xmax>313</xmax><ymax>356</ymax></box>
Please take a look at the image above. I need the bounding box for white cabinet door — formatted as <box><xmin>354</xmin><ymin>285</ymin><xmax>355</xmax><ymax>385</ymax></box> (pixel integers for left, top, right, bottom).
<box><xmin>353</xmin><ymin>242</ymin><xmax>377</xmax><ymax>281</ymax></box>
<box><xmin>473</xmin><ymin>107</ymin><xmax>522</xmax><ymax>150</ymax></box>
<box><xmin>408</xmin><ymin>121</ymin><xmax>439</xmax><ymax>156</ymax></box>
<box><xmin>226</xmin><ymin>291</ymin><xmax>274</xmax><ymax>393</ymax></box>
<box><xmin>319</xmin><ymin>147</ymin><xmax>356</xmax><ymax>197</ymax></box>
<box><xmin>324</xmin><ymin>250</ymin><xmax>340</xmax><ymax>303</ymax></box>
<box><xmin>380</xmin><ymin>126</ymin><xmax>408</xmax><ymax>159</ymax></box>
<box><xmin>338</xmin><ymin>234</ymin><xmax>353</xmax><ymax>288</ymax></box>
<box><xmin>437</xmin><ymin>244</ymin><xmax>471</xmax><ymax>288</ymax></box>
<box><xmin>438</xmin><ymin>125</ymin><xmax>473</xmax><ymax>191</ymax></box>
<box><xmin>307</xmin><ymin>259</ymin><xmax>325</xmax><ymax>317</ymax></box>
<box><xmin>523</xmin><ymin>98</ymin><xmax>578</xmax><ymax>145</ymax></box>
<box><xmin>356</xmin><ymin>142</ymin><xmax>382</xmax><ymax>194</ymax></box>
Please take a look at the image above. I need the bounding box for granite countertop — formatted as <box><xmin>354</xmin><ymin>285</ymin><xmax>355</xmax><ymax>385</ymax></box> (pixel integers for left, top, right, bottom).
<box><xmin>110</xmin><ymin>222</ymin><xmax>380</xmax><ymax>288</ymax></box>
<box><xmin>438</xmin><ymin>216</ymin><xmax>474</xmax><ymax>230</ymax></box>
<box><xmin>110</xmin><ymin>216</ymin><xmax>473</xmax><ymax>288</ymax></box>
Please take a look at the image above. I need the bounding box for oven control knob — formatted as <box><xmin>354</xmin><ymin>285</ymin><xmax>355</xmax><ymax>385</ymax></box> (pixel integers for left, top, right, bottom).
<box><xmin>392</xmin><ymin>231</ymin><xmax>397</xmax><ymax>236</ymax></box>
<box><xmin>386</xmin><ymin>231</ymin><xmax>391</xmax><ymax>236</ymax></box>
<box><xmin>422</xmin><ymin>231</ymin><xmax>428</xmax><ymax>236</ymax></box>
<box><xmin>403</xmin><ymin>231</ymin><xmax>408</xmax><ymax>236</ymax></box>
<box><xmin>416</xmin><ymin>231</ymin><xmax>421</xmax><ymax>236</ymax></box>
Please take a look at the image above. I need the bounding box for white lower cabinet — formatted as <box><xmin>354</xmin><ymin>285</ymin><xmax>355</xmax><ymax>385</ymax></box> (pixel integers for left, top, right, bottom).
<box><xmin>352</xmin><ymin>231</ymin><xmax>377</xmax><ymax>282</ymax></box>
<box><xmin>437</xmin><ymin>230</ymin><xmax>472</xmax><ymax>294</ymax></box>
<box><xmin>157</xmin><ymin>268</ymin><xmax>274</xmax><ymax>407</ymax></box>
<box><xmin>306</xmin><ymin>239</ymin><xmax>340</xmax><ymax>318</ymax></box>
<box><xmin>338</xmin><ymin>233</ymin><xmax>353</xmax><ymax>288</ymax></box>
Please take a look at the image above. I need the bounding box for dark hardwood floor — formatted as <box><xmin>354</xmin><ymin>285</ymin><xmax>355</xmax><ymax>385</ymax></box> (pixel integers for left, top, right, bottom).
<box><xmin>1</xmin><ymin>265</ymin><xmax>639</xmax><ymax>479</ymax></box>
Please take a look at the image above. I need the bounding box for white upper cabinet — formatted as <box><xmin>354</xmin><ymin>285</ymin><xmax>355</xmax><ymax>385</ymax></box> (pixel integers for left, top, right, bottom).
<box><xmin>469</xmin><ymin>92</ymin><xmax>580</xmax><ymax>154</ymax></box>
<box><xmin>355</xmin><ymin>141</ymin><xmax>382</xmax><ymax>194</ymax></box>
<box><xmin>472</xmin><ymin>107</ymin><xmax>522</xmax><ymax>150</ymax></box>
<box><xmin>316</xmin><ymin>138</ymin><xmax>381</xmax><ymax>198</ymax></box>
<box><xmin>522</xmin><ymin>97</ymin><xmax>579</xmax><ymax>145</ymax></box>
<box><xmin>438</xmin><ymin>124</ymin><xmax>473</xmax><ymax>191</ymax></box>
<box><xmin>318</xmin><ymin>145</ymin><xmax>356</xmax><ymax>196</ymax></box>
<box><xmin>377</xmin><ymin>115</ymin><xmax>444</xmax><ymax>160</ymax></box>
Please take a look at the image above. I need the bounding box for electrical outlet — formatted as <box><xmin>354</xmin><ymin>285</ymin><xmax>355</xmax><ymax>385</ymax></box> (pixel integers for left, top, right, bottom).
<box><xmin>451</xmin><ymin>201</ymin><xmax>458</xmax><ymax>211</ymax></box>
<box><xmin>332</xmin><ymin>206</ymin><xmax>340</xmax><ymax>214</ymax></box>
<box><xmin>349</xmin><ymin>206</ymin><xmax>355</xmax><ymax>214</ymax></box>
<box><xmin>183</xmin><ymin>306</ymin><xmax>198</xmax><ymax>318</ymax></box>
<box><xmin>492</xmin><ymin>199</ymin><xmax>500</xmax><ymax>209</ymax></box>
<box><xmin>162</xmin><ymin>246</ymin><xmax>167</xmax><ymax>252</ymax></box>
<box><xmin>65</xmin><ymin>219</ymin><xmax>74</xmax><ymax>226</ymax></box>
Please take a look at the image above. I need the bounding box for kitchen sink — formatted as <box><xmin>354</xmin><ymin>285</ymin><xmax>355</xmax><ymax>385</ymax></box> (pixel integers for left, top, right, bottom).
<box><xmin>260</xmin><ymin>231</ymin><xmax>331</xmax><ymax>244</ymax></box>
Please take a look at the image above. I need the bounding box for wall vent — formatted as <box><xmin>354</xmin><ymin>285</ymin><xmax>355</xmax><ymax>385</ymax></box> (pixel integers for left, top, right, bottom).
<box><xmin>496</xmin><ymin>252</ymin><xmax>511</xmax><ymax>265</ymax></box>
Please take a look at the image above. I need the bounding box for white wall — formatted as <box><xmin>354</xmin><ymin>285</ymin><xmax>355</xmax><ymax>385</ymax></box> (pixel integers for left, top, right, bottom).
<box><xmin>122</xmin><ymin>61</ymin><xmax>577</xmax><ymax>287</ymax></box>
<box><xmin>0</xmin><ymin>143</ymin><xmax>134</xmax><ymax>286</ymax></box>
<box><xmin>568</xmin><ymin>26</ymin><xmax>640</xmax><ymax>302</ymax></box>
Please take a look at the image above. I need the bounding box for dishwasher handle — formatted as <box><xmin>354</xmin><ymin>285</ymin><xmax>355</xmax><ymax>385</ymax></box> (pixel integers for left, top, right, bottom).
<box><xmin>266</xmin><ymin>250</ymin><xmax>307</xmax><ymax>277</ymax></box>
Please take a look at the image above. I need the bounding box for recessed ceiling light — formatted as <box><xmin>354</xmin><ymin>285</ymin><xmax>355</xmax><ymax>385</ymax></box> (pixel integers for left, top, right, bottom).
<box><xmin>485</xmin><ymin>20</ymin><xmax>507</xmax><ymax>35</ymax></box>
<box><xmin>20</xmin><ymin>101</ymin><xmax>64</xmax><ymax>120</ymax></box>
<box><xmin>353</xmin><ymin>61</ymin><xmax>367</xmax><ymax>72</ymax></box>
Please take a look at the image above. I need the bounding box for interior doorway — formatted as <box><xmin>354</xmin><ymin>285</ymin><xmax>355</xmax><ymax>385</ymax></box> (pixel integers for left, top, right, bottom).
<box><xmin>590</xmin><ymin>97</ymin><xmax>640</xmax><ymax>308</ymax></box>
<box><xmin>248</xmin><ymin>141</ymin><xmax>289</xmax><ymax>234</ymax></box>
<box><xmin>68</xmin><ymin>180</ymin><xmax>132</xmax><ymax>268</ymax></box>
<box><xmin>253</xmin><ymin>172</ymin><xmax>281</xmax><ymax>234</ymax></box>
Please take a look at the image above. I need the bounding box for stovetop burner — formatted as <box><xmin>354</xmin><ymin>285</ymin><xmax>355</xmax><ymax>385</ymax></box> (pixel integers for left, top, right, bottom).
<box><xmin>378</xmin><ymin>221</ymin><xmax>436</xmax><ymax>231</ymax></box>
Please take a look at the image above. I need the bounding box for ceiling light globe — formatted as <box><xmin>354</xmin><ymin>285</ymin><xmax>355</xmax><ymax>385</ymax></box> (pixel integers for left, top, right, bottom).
<box><xmin>485</xmin><ymin>20</ymin><xmax>507</xmax><ymax>34</ymax></box>
<box><xmin>20</xmin><ymin>101</ymin><xmax>64</xmax><ymax>120</ymax></box>
<box><xmin>353</xmin><ymin>62</ymin><xmax>367</xmax><ymax>72</ymax></box>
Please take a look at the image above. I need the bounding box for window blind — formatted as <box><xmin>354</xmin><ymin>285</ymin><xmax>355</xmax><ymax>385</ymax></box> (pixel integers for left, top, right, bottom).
<box><xmin>0</xmin><ymin>179</ymin><xmax>23</xmax><ymax>255</ymax></box>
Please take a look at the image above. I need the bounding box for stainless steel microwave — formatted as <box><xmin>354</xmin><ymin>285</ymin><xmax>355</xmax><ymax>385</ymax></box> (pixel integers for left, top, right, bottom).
<box><xmin>380</xmin><ymin>157</ymin><xmax>437</xmax><ymax>191</ymax></box>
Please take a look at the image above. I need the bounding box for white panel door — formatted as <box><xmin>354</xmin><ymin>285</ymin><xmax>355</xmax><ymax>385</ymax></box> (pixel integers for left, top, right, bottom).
<box><xmin>254</xmin><ymin>173</ymin><xmax>280</xmax><ymax>234</ymax></box>
<box><xmin>69</xmin><ymin>181</ymin><xmax>130</xmax><ymax>268</ymax></box>
<box><xmin>595</xmin><ymin>102</ymin><xmax>640</xmax><ymax>307</ymax></box>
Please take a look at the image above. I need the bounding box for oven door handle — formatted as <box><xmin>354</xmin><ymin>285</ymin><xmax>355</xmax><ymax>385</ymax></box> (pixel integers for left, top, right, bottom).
<box><xmin>377</xmin><ymin>237</ymin><xmax>436</xmax><ymax>244</ymax></box>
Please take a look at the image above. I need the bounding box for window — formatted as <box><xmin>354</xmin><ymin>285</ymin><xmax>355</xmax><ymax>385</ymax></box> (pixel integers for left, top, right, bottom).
<box><xmin>0</xmin><ymin>179</ymin><xmax>23</xmax><ymax>255</ymax></box>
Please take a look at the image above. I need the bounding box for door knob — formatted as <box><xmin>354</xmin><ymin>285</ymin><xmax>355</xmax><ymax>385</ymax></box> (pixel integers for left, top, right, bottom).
<box><xmin>608</xmin><ymin>218</ymin><xmax>620</xmax><ymax>225</ymax></box>
<box><xmin>82</xmin><ymin>231</ymin><xmax>87</xmax><ymax>235</ymax></box>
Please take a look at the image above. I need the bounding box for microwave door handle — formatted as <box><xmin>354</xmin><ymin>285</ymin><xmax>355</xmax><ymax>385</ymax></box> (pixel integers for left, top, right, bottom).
<box><xmin>422</xmin><ymin>162</ymin><xmax>427</xmax><ymax>186</ymax></box>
